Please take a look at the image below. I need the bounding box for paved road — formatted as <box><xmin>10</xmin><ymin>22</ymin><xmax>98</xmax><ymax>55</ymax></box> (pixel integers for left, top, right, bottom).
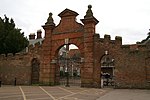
<box><xmin>0</xmin><ymin>86</ymin><xmax>149</xmax><ymax>100</ymax></box>
<box><xmin>97</xmin><ymin>89</ymin><xmax>150</xmax><ymax>100</ymax></box>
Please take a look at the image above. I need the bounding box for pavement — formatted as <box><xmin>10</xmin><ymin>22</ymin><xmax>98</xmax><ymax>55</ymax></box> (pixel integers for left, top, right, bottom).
<box><xmin>0</xmin><ymin>85</ymin><xmax>150</xmax><ymax>100</ymax></box>
<box><xmin>97</xmin><ymin>89</ymin><xmax>150</xmax><ymax>100</ymax></box>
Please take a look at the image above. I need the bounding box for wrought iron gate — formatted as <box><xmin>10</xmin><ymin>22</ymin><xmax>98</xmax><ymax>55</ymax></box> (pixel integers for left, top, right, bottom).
<box><xmin>58</xmin><ymin>54</ymin><xmax>81</xmax><ymax>86</ymax></box>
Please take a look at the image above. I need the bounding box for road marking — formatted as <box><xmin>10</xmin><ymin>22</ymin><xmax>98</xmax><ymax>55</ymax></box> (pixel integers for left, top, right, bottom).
<box><xmin>61</xmin><ymin>97</ymin><xmax>84</xmax><ymax>100</ymax></box>
<box><xmin>58</xmin><ymin>89</ymin><xmax>88</xmax><ymax>100</ymax></box>
<box><xmin>19</xmin><ymin>86</ymin><xmax>26</xmax><ymax>100</ymax></box>
<box><xmin>0</xmin><ymin>95</ymin><xmax>22</xmax><ymax>99</ymax></box>
<box><xmin>28</xmin><ymin>97</ymin><xmax>53</xmax><ymax>100</ymax></box>
<box><xmin>58</xmin><ymin>87</ymin><xmax>74</xmax><ymax>94</ymax></box>
<box><xmin>39</xmin><ymin>86</ymin><xmax>56</xmax><ymax>100</ymax></box>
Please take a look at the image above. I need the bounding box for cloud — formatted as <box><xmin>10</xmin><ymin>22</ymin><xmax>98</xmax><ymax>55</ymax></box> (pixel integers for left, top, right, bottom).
<box><xmin>0</xmin><ymin>0</ymin><xmax>150</xmax><ymax>44</ymax></box>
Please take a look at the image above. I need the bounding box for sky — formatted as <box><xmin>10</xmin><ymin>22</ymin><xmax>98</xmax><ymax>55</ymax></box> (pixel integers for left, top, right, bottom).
<box><xmin>0</xmin><ymin>0</ymin><xmax>150</xmax><ymax>44</ymax></box>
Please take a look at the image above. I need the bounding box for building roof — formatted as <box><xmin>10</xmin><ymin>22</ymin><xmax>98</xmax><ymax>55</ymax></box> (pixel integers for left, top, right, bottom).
<box><xmin>29</xmin><ymin>38</ymin><xmax>44</xmax><ymax>46</ymax></box>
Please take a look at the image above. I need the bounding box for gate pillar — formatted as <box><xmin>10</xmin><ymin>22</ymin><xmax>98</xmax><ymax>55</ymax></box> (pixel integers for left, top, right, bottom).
<box><xmin>40</xmin><ymin>13</ymin><xmax>55</xmax><ymax>85</ymax></box>
<box><xmin>49</xmin><ymin>60</ymin><xmax>57</xmax><ymax>85</ymax></box>
<box><xmin>81</xmin><ymin>5</ymin><xmax>99</xmax><ymax>87</ymax></box>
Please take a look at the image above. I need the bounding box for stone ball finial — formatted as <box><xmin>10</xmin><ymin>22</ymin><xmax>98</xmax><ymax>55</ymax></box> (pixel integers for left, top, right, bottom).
<box><xmin>88</xmin><ymin>5</ymin><xmax>92</xmax><ymax>9</ymax></box>
<box><xmin>49</xmin><ymin>13</ymin><xmax>52</xmax><ymax>17</ymax></box>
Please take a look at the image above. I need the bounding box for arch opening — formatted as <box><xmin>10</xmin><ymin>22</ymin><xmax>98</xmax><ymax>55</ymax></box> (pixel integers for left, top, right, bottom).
<box><xmin>100</xmin><ymin>54</ymin><xmax>115</xmax><ymax>88</ymax></box>
<box><xmin>56</xmin><ymin>44</ymin><xmax>82</xmax><ymax>86</ymax></box>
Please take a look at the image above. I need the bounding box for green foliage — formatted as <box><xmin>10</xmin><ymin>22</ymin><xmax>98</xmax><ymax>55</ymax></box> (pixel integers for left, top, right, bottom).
<box><xmin>137</xmin><ymin>30</ymin><xmax>150</xmax><ymax>44</ymax></box>
<box><xmin>0</xmin><ymin>15</ymin><xmax>29</xmax><ymax>56</ymax></box>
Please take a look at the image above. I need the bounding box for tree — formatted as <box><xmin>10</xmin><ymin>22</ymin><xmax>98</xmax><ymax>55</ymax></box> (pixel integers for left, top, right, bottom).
<box><xmin>146</xmin><ymin>29</ymin><xmax>150</xmax><ymax>39</ymax></box>
<box><xmin>0</xmin><ymin>15</ymin><xmax>29</xmax><ymax>56</ymax></box>
<box><xmin>137</xmin><ymin>29</ymin><xmax>150</xmax><ymax>44</ymax></box>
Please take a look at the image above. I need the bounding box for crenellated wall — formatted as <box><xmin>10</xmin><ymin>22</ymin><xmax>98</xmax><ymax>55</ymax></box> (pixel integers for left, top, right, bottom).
<box><xmin>0</xmin><ymin>40</ymin><xmax>43</xmax><ymax>85</ymax></box>
<box><xmin>0</xmin><ymin>53</ymin><xmax>31</xmax><ymax>85</ymax></box>
<box><xmin>93</xmin><ymin>33</ymin><xmax>150</xmax><ymax>89</ymax></box>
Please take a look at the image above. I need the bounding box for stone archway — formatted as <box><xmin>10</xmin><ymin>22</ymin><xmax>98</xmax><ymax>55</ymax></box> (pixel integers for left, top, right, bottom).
<box><xmin>50</xmin><ymin>38</ymin><xmax>84</xmax><ymax>86</ymax></box>
<box><xmin>39</xmin><ymin>5</ymin><xmax>100</xmax><ymax>87</ymax></box>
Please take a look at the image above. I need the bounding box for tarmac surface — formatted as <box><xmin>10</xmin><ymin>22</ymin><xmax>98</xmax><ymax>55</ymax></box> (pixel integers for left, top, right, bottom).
<box><xmin>0</xmin><ymin>85</ymin><xmax>149</xmax><ymax>100</ymax></box>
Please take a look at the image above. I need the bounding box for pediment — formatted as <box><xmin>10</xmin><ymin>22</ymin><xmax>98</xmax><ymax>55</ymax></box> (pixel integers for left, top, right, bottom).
<box><xmin>58</xmin><ymin>8</ymin><xmax>79</xmax><ymax>17</ymax></box>
<box><xmin>53</xmin><ymin>8</ymin><xmax>83</xmax><ymax>34</ymax></box>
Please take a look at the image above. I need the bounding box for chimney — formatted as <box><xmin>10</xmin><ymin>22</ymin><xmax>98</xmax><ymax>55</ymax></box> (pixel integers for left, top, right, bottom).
<box><xmin>37</xmin><ymin>29</ymin><xmax>42</xmax><ymax>39</ymax></box>
<box><xmin>29</xmin><ymin>33</ymin><xmax>36</xmax><ymax>40</ymax></box>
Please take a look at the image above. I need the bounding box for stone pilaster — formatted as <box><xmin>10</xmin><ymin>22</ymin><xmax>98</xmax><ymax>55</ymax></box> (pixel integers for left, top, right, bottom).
<box><xmin>40</xmin><ymin>13</ymin><xmax>55</xmax><ymax>85</ymax></box>
<box><xmin>81</xmin><ymin>5</ymin><xmax>99</xmax><ymax>87</ymax></box>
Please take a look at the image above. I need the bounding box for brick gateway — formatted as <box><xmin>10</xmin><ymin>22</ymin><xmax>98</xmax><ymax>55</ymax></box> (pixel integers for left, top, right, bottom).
<box><xmin>0</xmin><ymin>5</ymin><xmax>150</xmax><ymax>88</ymax></box>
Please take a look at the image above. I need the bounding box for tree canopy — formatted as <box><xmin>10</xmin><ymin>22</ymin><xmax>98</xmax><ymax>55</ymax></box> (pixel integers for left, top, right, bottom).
<box><xmin>0</xmin><ymin>15</ymin><xmax>29</xmax><ymax>56</ymax></box>
<box><xmin>137</xmin><ymin>29</ymin><xmax>150</xmax><ymax>44</ymax></box>
<box><xmin>140</xmin><ymin>30</ymin><xmax>150</xmax><ymax>44</ymax></box>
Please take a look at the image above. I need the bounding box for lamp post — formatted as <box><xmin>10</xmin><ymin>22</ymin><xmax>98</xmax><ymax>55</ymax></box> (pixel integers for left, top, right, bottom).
<box><xmin>65</xmin><ymin>38</ymin><xmax>70</xmax><ymax>87</ymax></box>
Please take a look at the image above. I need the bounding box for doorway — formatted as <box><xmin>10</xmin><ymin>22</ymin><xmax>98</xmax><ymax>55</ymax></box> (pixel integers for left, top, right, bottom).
<box><xmin>31</xmin><ymin>58</ymin><xmax>40</xmax><ymax>85</ymax></box>
<box><xmin>101</xmin><ymin>55</ymin><xmax>115</xmax><ymax>87</ymax></box>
